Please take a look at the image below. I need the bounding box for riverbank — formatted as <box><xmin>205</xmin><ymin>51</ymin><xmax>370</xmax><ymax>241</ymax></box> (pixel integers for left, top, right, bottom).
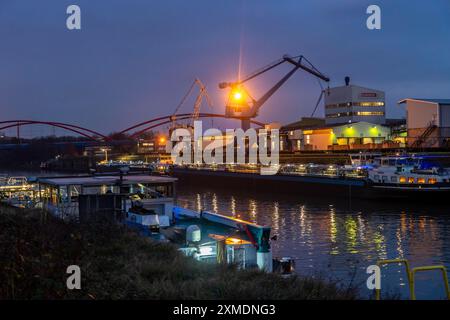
<box><xmin>0</xmin><ymin>205</ymin><xmax>357</xmax><ymax>300</ymax></box>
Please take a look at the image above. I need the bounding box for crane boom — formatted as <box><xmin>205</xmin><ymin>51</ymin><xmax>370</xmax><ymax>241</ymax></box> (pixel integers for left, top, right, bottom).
<box><xmin>171</xmin><ymin>78</ymin><xmax>213</xmax><ymax>129</ymax></box>
<box><xmin>219</xmin><ymin>57</ymin><xmax>285</xmax><ymax>89</ymax></box>
<box><xmin>282</xmin><ymin>55</ymin><xmax>329</xmax><ymax>82</ymax></box>
<box><xmin>219</xmin><ymin>53</ymin><xmax>330</xmax><ymax>130</ymax></box>
<box><xmin>191</xmin><ymin>78</ymin><xmax>212</xmax><ymax>125</ymax></box>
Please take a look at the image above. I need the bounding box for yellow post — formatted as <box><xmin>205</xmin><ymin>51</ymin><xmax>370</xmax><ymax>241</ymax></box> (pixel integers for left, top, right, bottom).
<box><xmin>376</xmin><ymin>259</ymin><xmax>413</xmax><ymax>300</ymax></box>
<box><xmin>410</xmin><ymin>266</ymin><xmax>450</xmax><ymax>300</ymax></box>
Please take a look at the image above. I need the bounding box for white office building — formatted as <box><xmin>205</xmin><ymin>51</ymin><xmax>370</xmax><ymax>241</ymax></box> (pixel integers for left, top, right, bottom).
<box><xmin>324</xmin><ymin>79</ymin><xmax>385</xmax><ymax>125</ymax></box>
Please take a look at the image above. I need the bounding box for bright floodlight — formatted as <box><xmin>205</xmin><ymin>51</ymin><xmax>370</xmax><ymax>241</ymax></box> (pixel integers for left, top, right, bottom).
<box><xmin>233</xmin><ymin>91</ymin><xmax>242</xmax><ymax>101</ymax></box>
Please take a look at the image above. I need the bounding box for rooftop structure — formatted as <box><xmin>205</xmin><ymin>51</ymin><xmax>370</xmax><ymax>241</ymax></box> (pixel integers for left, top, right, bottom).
<box><xmin>38</xmin><ymin>175</ymin><xmax>176</xmax><ymax>187</ymax></box>
<box><xmin>38</xmin><ymin>174</ymin><xmax>177</xmax><ymax>220</ymax></box>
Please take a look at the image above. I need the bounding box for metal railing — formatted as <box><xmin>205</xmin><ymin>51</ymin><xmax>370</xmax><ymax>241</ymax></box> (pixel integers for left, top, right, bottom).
<box><xmin>375</xmin><ymin>258</ymin><xmax>450</xmax><ymax>300</ymax></box>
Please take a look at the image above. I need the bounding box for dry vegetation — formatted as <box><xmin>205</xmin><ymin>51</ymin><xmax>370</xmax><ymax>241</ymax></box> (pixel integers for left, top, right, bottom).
<box><xmin>0</xmin><ymin>206</ymin><xmax>356</xmax><ymax>300</ymax></box>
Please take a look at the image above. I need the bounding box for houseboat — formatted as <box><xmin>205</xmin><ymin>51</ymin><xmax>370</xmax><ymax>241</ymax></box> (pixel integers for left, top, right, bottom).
<box><xmin>36</xmin><ymin>173</ymin><xmax>273</xmax><ymax>271</ymax></box>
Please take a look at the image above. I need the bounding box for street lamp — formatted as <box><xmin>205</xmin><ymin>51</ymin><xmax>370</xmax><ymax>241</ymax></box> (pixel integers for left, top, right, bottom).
<box><xmin>101</xmin><ymin>148</ymin><xmax>108</xmax><ymax>162</ymax></box>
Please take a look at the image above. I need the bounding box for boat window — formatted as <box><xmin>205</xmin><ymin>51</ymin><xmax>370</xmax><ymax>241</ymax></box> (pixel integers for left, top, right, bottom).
<box><xmin>382</xmin><ymin>176</ymin><xmax>388</xmax><ymax>182</ymax></box>
<box><xmin>373</xmin><ymin>175</ymin><xmax>379</xmax><ymax>181</ymax></box>
<box><xmin>390</xmin><ymin>176</ymin><xmax>398</xmax><ymax>183</ymax></box>
<box><xmin>399</xmin><ymin>176</ymin><xmax>407</xmax><ymax>183</ymax></box>
<box><xmin>428</xmin><ymin>178</ymin><xmax>437</xmax><ymax>184</ymax></box>
<box><xmin>408</xmin><ymin>177</ymin><xmax>415</xmax><ymax>183</ymax></box>
<box><xmin>417</xmin><ymin>178</ymin><xmax>425</xmax><ymax>184</ymax></box>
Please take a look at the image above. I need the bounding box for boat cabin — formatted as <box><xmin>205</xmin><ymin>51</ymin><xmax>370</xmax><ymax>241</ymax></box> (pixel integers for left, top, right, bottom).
<box><xmin>349</xmin><ymin>152</ymin><xmax>382</xmax><ymax>167</ymax></box>
<box><xmin>38</xmin><ymin>174</ymin><xmax>177</xmax><ymax>220</ymax></box>
<box><xmin>368</xmin><ymin>156</ymin><xmax>450</xmax><ymax>186</ymax></box>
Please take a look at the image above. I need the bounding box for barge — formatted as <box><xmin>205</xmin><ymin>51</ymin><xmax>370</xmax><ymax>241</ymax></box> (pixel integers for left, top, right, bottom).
<box><xmin>170</xmin><ymin>154</ymin><xmax>450</xmax><ymax>200</ymax></box>
<box><xmin>171</xmin><ymin>165</ymin><xmax>367</xmax><ymax>198</ymax></box>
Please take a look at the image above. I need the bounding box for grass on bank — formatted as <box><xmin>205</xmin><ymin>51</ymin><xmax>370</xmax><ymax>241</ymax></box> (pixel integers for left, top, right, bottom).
<box><xmin>0</xmin><ymin>206</ymin><xmax>357</xmax><ymax>300</ymax></box>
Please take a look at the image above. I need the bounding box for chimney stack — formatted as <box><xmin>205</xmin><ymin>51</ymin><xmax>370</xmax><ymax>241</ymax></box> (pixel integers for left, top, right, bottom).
<box><xmin>345</xmin><ymin>76</ymin><xmax>350</xmax><ymax>86</ymax></box>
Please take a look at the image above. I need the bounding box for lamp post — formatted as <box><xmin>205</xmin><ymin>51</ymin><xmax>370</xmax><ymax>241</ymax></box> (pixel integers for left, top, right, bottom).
<box><xmin>101</xmin><ymin>148</ymin><xmax>108</xmax><ymax>162</ymax></box>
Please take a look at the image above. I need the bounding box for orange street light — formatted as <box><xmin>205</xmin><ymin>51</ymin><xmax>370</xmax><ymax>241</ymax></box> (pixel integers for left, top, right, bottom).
<box><xmin>232</xmin><ymin>91</ymin><xmax>243</xmax><ymax>101</ymax></box>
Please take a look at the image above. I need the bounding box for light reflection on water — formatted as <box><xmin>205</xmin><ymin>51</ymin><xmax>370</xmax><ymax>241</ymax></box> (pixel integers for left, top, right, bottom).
<box><xmin>3</xmin><ymin>170</ymin><xmax>448</xmax><ymax>299</ymax></box>
<box><xmin>177</xmin><ymin>185</ymin><xmax>450</xmax><ymax>299</ymax></box>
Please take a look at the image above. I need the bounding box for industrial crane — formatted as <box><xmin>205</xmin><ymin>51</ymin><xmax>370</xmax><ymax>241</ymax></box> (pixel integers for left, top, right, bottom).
<box><xmin>171</xmin><ymin>78</ymin><xmax>213</xmax><ymax>129</ymax></box>
<box><xmin>191</xmin><ymin>79</ymin><xmax>213</xmax><ymax>125</ymax></box>
<box><xmin>219</xmin><ymin>54</ymin><xmax>330</xmax><ymax>130</ymax></box>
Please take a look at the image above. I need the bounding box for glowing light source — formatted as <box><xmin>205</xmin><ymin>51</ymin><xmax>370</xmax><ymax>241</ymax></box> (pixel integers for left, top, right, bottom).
<box><xmin>158</xmin><ymin>137</ymin><xmax>166</xmax><ymax>144</ymax></box>
<box><xmin>198</xmin><ymin>246</ymin><xmax>214</xmax><ymax>255</ymax></box>
<box><xmin>232</xmin><ymin>91</ymin><xmax>243</xmax><ymax>101</ymax></box>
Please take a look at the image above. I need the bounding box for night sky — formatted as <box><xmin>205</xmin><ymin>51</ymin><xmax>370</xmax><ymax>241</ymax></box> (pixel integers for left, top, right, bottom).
<box><xmin>0</xmin><ymin>0</ymin><xmax>449</xmax><ymax>136</ymax></box>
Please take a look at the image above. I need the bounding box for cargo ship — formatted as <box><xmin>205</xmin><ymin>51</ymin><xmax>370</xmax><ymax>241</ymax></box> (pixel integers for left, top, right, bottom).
<box><xmin>169</xmin><ymin>155</ymin><xmax>450</xmax><ymax>200</ymax></box>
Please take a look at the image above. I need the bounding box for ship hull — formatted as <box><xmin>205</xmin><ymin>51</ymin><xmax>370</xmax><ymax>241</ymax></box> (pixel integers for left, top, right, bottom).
<box><xmin>171</xmin><ymin>167</ymin><xmax>450</xmax><ymax>201</ymax></box>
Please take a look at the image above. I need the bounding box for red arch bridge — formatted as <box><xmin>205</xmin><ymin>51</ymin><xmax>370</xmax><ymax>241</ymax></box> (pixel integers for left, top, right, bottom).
<box><xmin>0</xmin><ymin>114</ymin><xmax>266</xmax><ymax>142</ymax></box>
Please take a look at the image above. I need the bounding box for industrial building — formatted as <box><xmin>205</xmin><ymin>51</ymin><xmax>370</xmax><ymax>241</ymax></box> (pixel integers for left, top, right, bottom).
<box><xmin>324</xmin><ymin>77</ymin><xmax>385</xmax><ymax>125</ymax></box>
<box><xmin>399</xmin><ymin>98</ymin><xmax>450</xmax><ymax>148</ymax></box>
<box><xmin>137</xmin><ymin>136</ymin><xmax>168</xmax><ymax>154</ymax></box>
<box><xmin>280</xmin><ymin>79</ymin><xmax>403</xmax><ymax>151</ymax></box>
<box><xmin>282</xmin><ymin>119</ymin><xmax>395</xmax><ymax>151</ymax></box>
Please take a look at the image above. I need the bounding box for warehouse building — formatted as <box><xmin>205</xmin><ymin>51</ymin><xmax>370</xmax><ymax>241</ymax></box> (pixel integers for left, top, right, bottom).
<box><xmin>399</xmin><ymin>98</ymin><xmax>450</xmax><ymax>148</ymax></box>
<box><xmin>282</xmin><ymin>119</ymin><xmax>394</xmax><ymax>151</ymax></box>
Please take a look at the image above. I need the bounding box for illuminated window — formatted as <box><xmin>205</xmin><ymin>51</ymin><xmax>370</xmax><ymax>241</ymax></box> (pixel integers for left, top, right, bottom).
<box><xmin>354</xmin><ymin>102</ymin><xmax>385</xmax><ymax>107</ymax></box>
<box><xmin>325</xmin><ymin>102</ymin><xmax>385</xmax><ymax>109</ymax></box>
<box><xmin>428</xmin><ymin>178</ymin><xmax>437</xmax><ymax>184</ymax></box>
<box><xmin>417</xmin><ymin>178</ymin><xmax>425</xmax><ymax>184</ymax></box>
<box><xmin>327</xmin><ymin>111</ymin><xmax>385</xmax><ymax>118</ymax></box>
<box><xmin>408</xmin><ymin>177</ymin><xmax>415</xmax><ymax>183</ymax></box>
<box><xmin>399</xmin><ymin>176</ymin><xmax>407</xmax><ymax>183</ymax></box>
<box><xmin>355</xmin><ymin>111</ymin><xmax>385</xmax><ymax>116</ymax></box>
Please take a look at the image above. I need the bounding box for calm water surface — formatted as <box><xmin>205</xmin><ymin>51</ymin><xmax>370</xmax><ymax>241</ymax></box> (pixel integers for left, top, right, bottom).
<box><xmin>177</xmin><ymin>184</ymin><xmax>450</xmax><ymax>299</ymax></box>
<box><xmin>4</xmin><ymin>170</ymin><xmax>449</xmax><ymax>299</ymax></box>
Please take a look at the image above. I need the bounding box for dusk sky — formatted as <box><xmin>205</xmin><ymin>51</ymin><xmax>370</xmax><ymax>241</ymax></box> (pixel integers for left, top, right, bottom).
<box><xmin>0</xmin><ymin>0</ymin><xmax>449</xmax><ymax>136</ymax></box>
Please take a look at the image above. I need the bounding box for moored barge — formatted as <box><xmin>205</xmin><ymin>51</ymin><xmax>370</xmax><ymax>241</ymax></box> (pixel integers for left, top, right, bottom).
<box><xmin>170</xmin><ymin>155</ymin><xmax>450</xmax><ymax>200</ymax></box>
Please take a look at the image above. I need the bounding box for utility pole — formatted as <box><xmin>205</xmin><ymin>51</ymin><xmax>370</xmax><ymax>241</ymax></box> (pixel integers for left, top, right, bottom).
<box><xmin>16</xmin><ymin>123</ymin><xmax>20</xmax><ymax>145</ymax></box>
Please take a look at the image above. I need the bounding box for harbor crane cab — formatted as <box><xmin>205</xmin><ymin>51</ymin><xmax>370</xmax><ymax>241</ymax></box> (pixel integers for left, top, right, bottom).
<box><xmin>219</xmin><ymin>54</ymin><xmax>330</xmax><ymax>130</ymax></box>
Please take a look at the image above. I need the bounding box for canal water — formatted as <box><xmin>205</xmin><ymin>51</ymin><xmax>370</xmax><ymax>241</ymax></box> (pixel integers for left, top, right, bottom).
<box><xmin>3</xmin><ymin>170</ymin><xmax>449</xmax><ymax>299</ymax></box>
<box><xmin>177</xmin><ymin>184</ymin><xmax>450</xmax><ymax>300</ymax></box>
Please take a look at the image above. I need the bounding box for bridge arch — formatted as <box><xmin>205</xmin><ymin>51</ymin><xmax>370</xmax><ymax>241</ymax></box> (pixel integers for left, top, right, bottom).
<box><xmin>0</xmin><ymin>114</ymin><xmax>266</xmax><ymax>142</ymax></box>
<box><xmin>0</xmin><ymin>120</ymin><xmax>108</xmax><ymax>141</ymax></box>
<box><xmin>120</xmin><ymin>113</ymin><xmax>266</xmax><ymax>138</ymax></box>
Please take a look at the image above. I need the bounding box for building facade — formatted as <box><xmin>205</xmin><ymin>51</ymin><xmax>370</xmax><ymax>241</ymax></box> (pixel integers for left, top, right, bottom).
<box><xmin>282</xmin><ymin>120</ymin><xmax>394</xmax><ymax>151</ymax></box>
<box><xmin>324</xmin><ymin>83</ymin><xmax>385</xmax><ymax>125</ymax></box>
<box><xmin>399</xmin><ymin>98</ymin><xmax>450</xmax><ymax>148</ymax></box>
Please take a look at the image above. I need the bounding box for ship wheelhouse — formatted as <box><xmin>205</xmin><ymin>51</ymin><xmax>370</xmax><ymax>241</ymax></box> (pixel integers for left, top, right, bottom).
<box><xmin>368</xmin><ymin>155</ymin><xmax>450</xmax><ymax>189</ymax></box>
